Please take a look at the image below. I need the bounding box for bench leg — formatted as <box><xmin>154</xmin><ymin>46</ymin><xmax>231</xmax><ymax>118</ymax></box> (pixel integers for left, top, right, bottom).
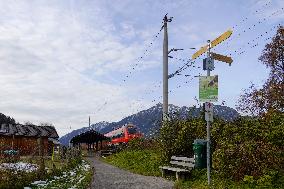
<box><xmin>181</xmin><ymin>174</ymin><xmax>185</xmax><ymax>180</ymax></box>
<box><xmin>176</xmin><ymin>172</ymin><xmax>179</xmax><ymax>181</ymax></box>
<box><xmin>160</xmin><ymin>169</ymin><xmax>165</xmax><ymax>177</ymax></box>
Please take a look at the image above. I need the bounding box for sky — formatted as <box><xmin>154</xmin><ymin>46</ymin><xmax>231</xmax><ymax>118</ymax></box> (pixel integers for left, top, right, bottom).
<box><xmin>0</xmin><ymin>0</ymin><xmax>283</xmax><ymax>137</ymax></box>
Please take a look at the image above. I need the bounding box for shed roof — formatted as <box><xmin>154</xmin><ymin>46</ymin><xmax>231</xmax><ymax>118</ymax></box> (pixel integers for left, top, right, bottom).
<box><xmin>70</xmin><ymin>129</ymin><xmax>109</xmax><ymax>144</ymax></box>
<box><xmin>0</xmin><ymin>124</ymin><xmax>59</xmax><ymax>139</ymax></box>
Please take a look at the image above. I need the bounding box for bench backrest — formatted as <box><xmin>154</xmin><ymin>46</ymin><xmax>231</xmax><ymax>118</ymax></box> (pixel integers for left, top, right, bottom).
<box><xmin>170</xmin><ymin>156</ymin><xmax>195</xmax><ymax>168</ymax></box>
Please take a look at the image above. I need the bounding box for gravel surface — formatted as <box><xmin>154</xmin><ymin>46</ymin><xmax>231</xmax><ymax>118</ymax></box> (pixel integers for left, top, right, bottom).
<box><xmin>88</xmin><ymin>156</ymin><xmax>174</xmax><ymax>189</ymax></box>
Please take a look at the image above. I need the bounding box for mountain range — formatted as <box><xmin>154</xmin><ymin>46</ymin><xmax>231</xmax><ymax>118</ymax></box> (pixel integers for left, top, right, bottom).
<box><xmin>59</xmin><ymin>103</ymin><xmax>239</xmax><ymax>146</ymax></box>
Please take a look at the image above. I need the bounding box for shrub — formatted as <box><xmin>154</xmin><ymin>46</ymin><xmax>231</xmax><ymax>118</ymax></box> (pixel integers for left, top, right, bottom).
<box><xmin>159</xmin><ymin>111</ymin><xmax>284</xmax><ymax>182</ymax></box>
<box><xmin>212</xmin><ymin>114</ymin><xmax>283</xmax><ymax>181</ymax></box>
<box><xmin>159</xmin><ymin>117</ymin><xmax>206</xmax><ymax>162</ymax></box>
<box><xmin>0</xmin><ymin>169</ymin><xmax>37</xmax><ymax>189</ymax></box>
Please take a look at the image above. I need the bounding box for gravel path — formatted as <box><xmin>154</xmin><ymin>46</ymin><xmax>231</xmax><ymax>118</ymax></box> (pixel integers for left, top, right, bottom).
<box><xmin>88</xmin><ymin>156</ymin><xmax>174</xmax><ymax>189</ymax></box>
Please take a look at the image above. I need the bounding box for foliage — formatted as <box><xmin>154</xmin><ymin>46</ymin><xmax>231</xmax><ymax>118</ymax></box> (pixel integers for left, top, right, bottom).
<box><xmin>28</xmin><ymin>159</ymin><xmax>93</xmax><ymax>189</ymax></box>
<box><xmin>0</xmin><ymin>113</ymin><xmax>16</xmax><ymax>125</ymax></box>
<box><xmin>105</xmin><ymin>112</ymin><xmax>283</xmax><ymax>188</ymax></box>
<box><xmin>67</xmin><ymin>155</ymin><xmax>82</xmax><ymax>169</ymax></box>
<box><xmin>104</xmin><ymin>149</ymin><xmax>162</xmax><ymax>176</ymax></box>
<box><xmin>0</xmin><ymin>169</ymin><xmax>37</xmax><ymax>189</ymax></box>
<box><xmin>175</xmin><ymin>169</ymin><xmax>284</xmax><ymax>189</ymax></box>
<box><xmin>159</xmin><ymin>117</ymin><xmax>207</xmax><ymax>162</ymax></box>
<box><xmin>212</xmin><ymin>113</ymin><xmax>284</xmax><ymax>181</ymax></box>
<box><xmin>174</xmin><ymin>169</ymin><xmax>234</xmax><ymax>189</ymax></box>
<box><xmin>0</xmin><ymin>147</ymin><xmax>87</xmax><ymax>189</ymax></box>
<box><xmin>237</xmin><ymin>26</ymin><xmax>284</xmax><ymax>116</ymax></box>
<box><xmin>159</xmin><ymin>111</ymin><xmax>284</xmax><ymax>185</ymax></box>
<box><xmin>127</xmin><ymin>138</ymin><xmax>159</xmax><ymax>151</ymax></box>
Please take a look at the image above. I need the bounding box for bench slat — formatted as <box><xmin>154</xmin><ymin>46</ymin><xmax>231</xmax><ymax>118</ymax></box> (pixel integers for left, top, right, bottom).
<box><xmin>159</xmin><ymin>166</ymin><xmax>190</xmax><ymax>172</ymax></box>
<box><xmin>170</xmin><ymin>161</ymin><xmax>194</xmax><ymax>168</ymax></box>
<box><xmin>171</xmin><ymin>156</ymin><xmax>194</xmax><ymax>162</ymax></box>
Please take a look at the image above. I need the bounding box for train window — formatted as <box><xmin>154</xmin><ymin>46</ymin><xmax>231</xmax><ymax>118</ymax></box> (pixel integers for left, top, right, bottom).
<box><xmin>127</xmin><ymin>127</ymin><xmax>137</xmax><ymax>134</ymax></box>
<box><xmin>112</xmin><ymin>130</ymin><xmax>125</xmax><ymax>139</ymax></box>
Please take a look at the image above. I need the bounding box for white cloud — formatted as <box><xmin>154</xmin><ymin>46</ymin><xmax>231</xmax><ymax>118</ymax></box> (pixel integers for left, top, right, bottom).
<box><xmin>0</xmin><ymin>0</ymin><xmax>281</xmax><ymax>137</ymax></box>
<box><xmin>0</xmin><ymin>0</ymin><xmax>158</xmax><ymax>136</ymax></box>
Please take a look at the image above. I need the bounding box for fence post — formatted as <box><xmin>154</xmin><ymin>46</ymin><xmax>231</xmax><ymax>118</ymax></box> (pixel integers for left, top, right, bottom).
<box><xmin>37</xmin><ymin>137</ymin><xmax>45</xmax><ymax>178</ymax></box>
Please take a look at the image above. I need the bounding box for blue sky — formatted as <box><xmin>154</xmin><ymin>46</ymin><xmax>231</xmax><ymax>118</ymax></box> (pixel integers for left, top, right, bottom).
<box><xmin>0</xmin><ymin>0</ymin><xmax>283</xmax><ymax>136</ymax></box>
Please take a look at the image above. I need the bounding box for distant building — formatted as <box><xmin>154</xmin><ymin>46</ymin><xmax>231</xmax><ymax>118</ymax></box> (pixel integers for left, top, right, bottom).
<box><xmin>0</xmin><ymin>124</ymin><xmax>59</xmax><ymax>157</ymax></box>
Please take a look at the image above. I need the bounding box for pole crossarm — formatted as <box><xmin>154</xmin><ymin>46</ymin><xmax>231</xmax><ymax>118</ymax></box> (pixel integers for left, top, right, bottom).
<box><xmin>168</xmin><ymin>48</ymin><xmax>184</xmax><ymax>54</ymax></box>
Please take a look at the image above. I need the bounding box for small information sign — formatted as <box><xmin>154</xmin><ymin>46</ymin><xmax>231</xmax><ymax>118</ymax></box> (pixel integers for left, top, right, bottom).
<box><xmin>205</xmin><ymin>112</ymin><xmax>213</xmax><ymax>122</ymax></box>
<box><xmin>199</xmin><ymin>76</ymin><xmax>218</xmax><ymax>102</ymax></box>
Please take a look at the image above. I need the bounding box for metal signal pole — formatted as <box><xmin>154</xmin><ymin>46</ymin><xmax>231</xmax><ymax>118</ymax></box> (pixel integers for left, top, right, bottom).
<box><xmin>163</xmin><ymin>15</ymin><xmax>169</xmax><ymax>120</ymax></box>
<box><xmin>192</xmin><ymin>29</ymin><xmax>233</xmax><ymax>187</ymax></box>
<box><xmin>206</xmin><ymin>40</ymin><xmax>211</xmax><ymax>185</ymax></box>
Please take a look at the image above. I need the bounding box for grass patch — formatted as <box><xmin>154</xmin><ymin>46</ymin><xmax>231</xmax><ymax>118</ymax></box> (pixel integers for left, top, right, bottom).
<box><xmin>174</xmin><ymin>169</ymin><xmax>239</xmax><ymax>189</ymax></box>
<box><xmin>20</xmin><ymin>155</ymin><xmax>67</xmax><ymax>171</ymax></box>
<box><xmin>104</xmin><ymin>149</ymin><xmax>162</xmax><ymax>176</ymax></box>
<box><xmin>0</xmin><ymin>152</ymin><xmax>93</xmax><ymax>189</ymax></box>
<box><xmin>175</xmin><ymin>169</ymin><xmax>284</xmax><ymax>189</ymax></box>
<box><xmin>103</xmin><ymin>148</ymin><xmax>284</xmax><ymax>189</ymax></box>
<box><xmin>0</xmin><ymin>169</ymin><xmax>38</xmax><ymax>189</ymax></box>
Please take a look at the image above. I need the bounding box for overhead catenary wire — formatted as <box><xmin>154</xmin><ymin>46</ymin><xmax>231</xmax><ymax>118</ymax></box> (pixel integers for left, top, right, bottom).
<box><xmin>169</xmin><ymin>7</ymin><xmax>284</xmax><ymax>79</ymax></box>
<box><xmin>224</xmin><ymin>6</ymin><xmax>284</xmax><ymax>48</ymax></box>
<box><xmin>79</xmin><ymin>3</ymin><xmax>284</xmax><ymax>123</ymax></box>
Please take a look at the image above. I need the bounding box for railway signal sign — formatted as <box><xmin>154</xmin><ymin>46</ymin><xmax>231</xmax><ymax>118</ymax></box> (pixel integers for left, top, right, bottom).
<box><xmin>210</xmin><ymin>29</ymin><xmax>233</xmax><ymax>48</ymax></box>
<box><xmin>192</xmin><ymin>29</ymin><xmax>233</xmax><ymax>60</ymax></box>
<box><xmin>192</xmin><ymin>45</ymin><xmax>208</xmax><ymax>60</ymax></box>
<box><xmin>211</xmin><ymin>52</ymin><xmax>233</xmax><ymax>65</ymax></box>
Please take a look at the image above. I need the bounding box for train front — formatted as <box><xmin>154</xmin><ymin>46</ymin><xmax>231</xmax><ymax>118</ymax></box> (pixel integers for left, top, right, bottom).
<box><xmin>125</xmin><ymin>124</ymin><xmax>143</xmax><ymax>140</ymax></box>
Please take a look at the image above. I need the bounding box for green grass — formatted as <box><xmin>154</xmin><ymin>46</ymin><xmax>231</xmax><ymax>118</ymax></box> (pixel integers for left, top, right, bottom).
<box><xmin>103</xmin><ymin>149</ymin><xmax>284</xmax><ymax>189</ymax></box>
<box><xmin>175</xmin><ymin>169</ymin><xmax>284</xmax><ymax>189</ymax></box>
<box><xmin>104</xmin><ymin>149</ymin><xmax>162</xmax><ymax>176</ymax></box>
<box><xmin>174</xmin><ymin>169</ymin><xmax>240</xmax><ymax>189</ymax></box>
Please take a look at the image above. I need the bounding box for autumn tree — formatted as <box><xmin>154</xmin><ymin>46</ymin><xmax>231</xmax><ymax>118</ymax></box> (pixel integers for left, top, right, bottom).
<box><xmin>237</xmin><ymin>26</ymin><xmax>284</xmax><ymax>116</ymax></box>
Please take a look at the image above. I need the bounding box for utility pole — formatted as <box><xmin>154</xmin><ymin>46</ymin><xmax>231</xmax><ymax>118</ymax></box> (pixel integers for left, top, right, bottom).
<box><xmin>162</xmin><ymin>14</ymin><xmax>173</xmax><ymax>121</ymax></box>
<box><xmin>163</xmin><ymin>14</ymin><xmax>169</xmax><ymax>120</ymax></box>
<box><xmin>89</xmin><ymin>116</ymin><xmax>91</xmax><ymax>128</ymax></box>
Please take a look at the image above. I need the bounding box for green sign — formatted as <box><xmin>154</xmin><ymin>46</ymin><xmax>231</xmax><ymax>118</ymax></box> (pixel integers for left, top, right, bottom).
<box><xmin>199</xmin><ymin>75</ymin><xmax>218</xmax><ymax>102</ymax></box>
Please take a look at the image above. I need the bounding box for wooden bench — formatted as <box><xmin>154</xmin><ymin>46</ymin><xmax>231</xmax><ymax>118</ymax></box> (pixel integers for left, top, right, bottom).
<box><xmin>100</xmin><ymin>149</ymin><xmax>117</xmax><ymax>157</ymax></box>
<box><xmin>159</xmin><ymin>156</ymin><xmax>195</xmax><ymax>180</ymax></box>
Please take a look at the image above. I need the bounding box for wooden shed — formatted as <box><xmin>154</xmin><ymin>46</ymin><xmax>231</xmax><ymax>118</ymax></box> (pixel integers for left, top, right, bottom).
<box><xmin>0</xmin><ymin>124</ymin><xmax>59</xmax><ymax>156</ymax></box>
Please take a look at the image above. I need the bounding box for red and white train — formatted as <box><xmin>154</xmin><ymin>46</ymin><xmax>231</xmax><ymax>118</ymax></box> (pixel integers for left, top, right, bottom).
<box><xmin>104</xmin><ymin>124</ymin><xmax>143</xmax><ymax>145</ymax></box>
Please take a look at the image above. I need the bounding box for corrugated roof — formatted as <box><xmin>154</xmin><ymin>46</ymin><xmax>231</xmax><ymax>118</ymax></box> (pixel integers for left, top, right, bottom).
<box><xmin>0</xmin><ymin>124</ymin><xmax>59</xmax><ymax>139</ymax></box>
<box><xmin>15</xmin><ymin>124</ymin><xmax>26</xmax><ymax>136</ymax></box>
